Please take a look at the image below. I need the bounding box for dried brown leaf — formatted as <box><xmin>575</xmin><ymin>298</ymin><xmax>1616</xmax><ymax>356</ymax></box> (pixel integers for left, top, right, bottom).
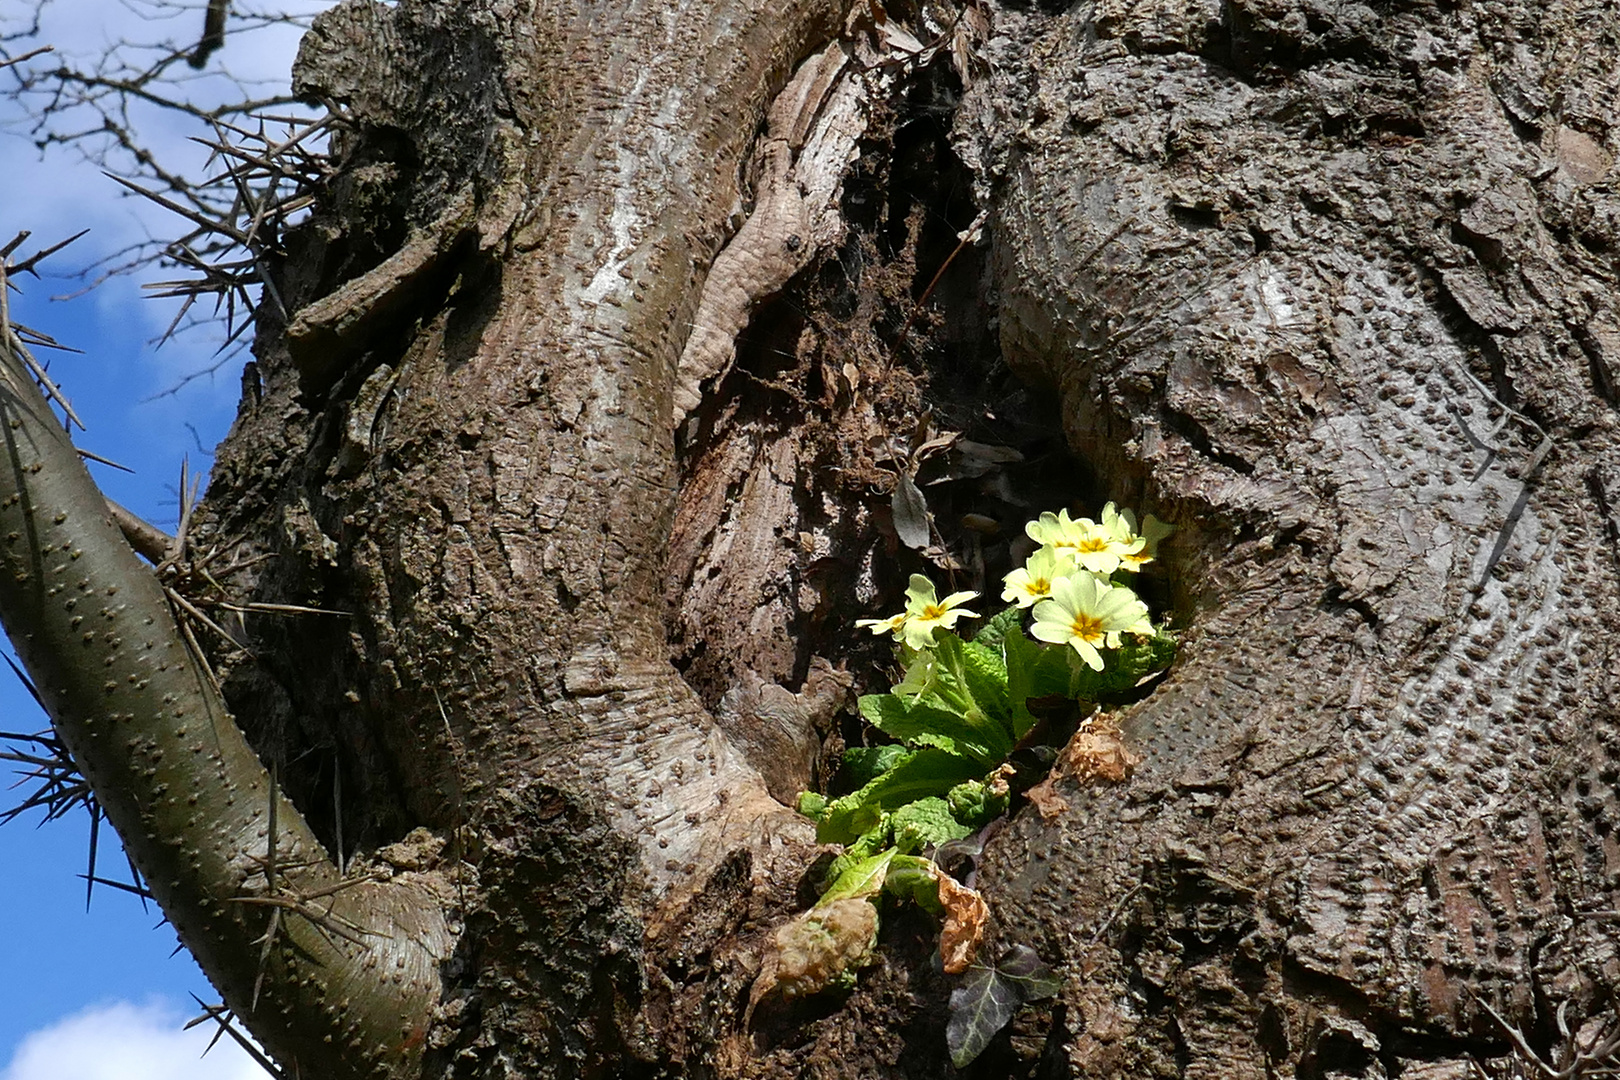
<box><xmin>1024</xmin><ymin>775</ymin><xmax>1069</xmax><ymax>822</ymax></box>
<box><xmin>1063</xmin><ymin>714</ymin><xmax>1141</xmax><ymax>783</ymax></box>
<box><xmin>746</xmin><ymin>898</ymin><xmax>880</xmax><ymax>1024</ymax></box>
<box><xmin>938</xmin><ymin>873</ymin><xmax>989</xmax><ymax>975</ymax></box>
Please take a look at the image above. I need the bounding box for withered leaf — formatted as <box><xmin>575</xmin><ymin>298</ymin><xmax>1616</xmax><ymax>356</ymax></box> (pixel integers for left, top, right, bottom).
<box><xmin>891</xmin><ymin>471</ymin><xmax>931</xmax><ymax>550</ymax></box>
<box><xmin>1023</xmin><ymin>774</ymin><xmax>1069</xmax><ymax>821</ymax></box>
<box><xmin>1063</xmin><ymin>714</ymin><xmax>1142</xmax><ymax>783</ymax></box>
<box><xmin>938</xmin><ymin>872</ymin><xmax>989</xmax><ymax>975</ymax></box>
<box><xmin>747</xmin><ymin>897</ymin><xmax>880</xmax><ymax>1024</ymax></box>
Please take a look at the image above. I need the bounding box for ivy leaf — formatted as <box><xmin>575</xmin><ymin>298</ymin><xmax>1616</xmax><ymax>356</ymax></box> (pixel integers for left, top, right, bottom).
<box><xmin>820</xmin><ymin>847</ymin><xmax>898</xmax><ymax>903</ymax></box>
<box><xmin>996</xmin><ymin>944</ymin><xmax>1061</xmax><ymax>1000</ymax></box>
<box><xmin>946</xmin><ymin>946</ymin><xmax>1063</xmax><ymax>1067</ymax></box>
<box><xmin>816</xmin><ymin>749</ymin><xmax>987</xmax><ymax>845</ymax></box>
<box><xmin>947</xmin><ymin>964</ymin><xmax>1018</xmax><ymax>1068</ymax></box>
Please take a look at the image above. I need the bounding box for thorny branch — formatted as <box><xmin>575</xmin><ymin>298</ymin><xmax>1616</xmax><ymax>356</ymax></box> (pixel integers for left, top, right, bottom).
<box><xmin>2</xmin><ymin>1</ymin><xmax>338</xmax><ymax>343</ymax></box>
<box><xmin>1470</xmin><ymin>991</ymin><xmax>1620</xmax><ymax>1079</ymax></box>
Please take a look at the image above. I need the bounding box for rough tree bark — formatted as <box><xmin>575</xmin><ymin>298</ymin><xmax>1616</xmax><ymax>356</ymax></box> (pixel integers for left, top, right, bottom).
<box><xmin>4</xmin><ymin>0</ymin><xmax>1620</xmax><ymax>1077</ymax></box>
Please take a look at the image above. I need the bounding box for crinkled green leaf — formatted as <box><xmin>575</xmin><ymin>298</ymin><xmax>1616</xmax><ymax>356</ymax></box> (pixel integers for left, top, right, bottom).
<box><xmin>815</xmin><ymin>749</ymin><xmax>988</xmax><ymax>845</ymax></box>
<box><xmin>890</xmin><ymin>796</ymin><xmax>972</xmax><ymax>852</ymax></box>
<box><xmin>946</xmin><ymin>779</ymin><xmax>1008</xmax><ymax>830</ymax></box>
<box><xmin>841</xmin><ymin>744</ymin><xmax>914</xmax><ymax>789</ymax></box>
<box><xmin>815</xmin><ymin>797</ymin><xmax>887</xmax><ymax>846</ymax></box>
<box><xmin>858</xmin><ymin>693</ymin><xmax>1006</xmax><ymax>766</ymax></box>
<box><xmin>796</xmin><ymin>790</ymin><xmax>828</xmax><ymax>821</ymax></box>
<box><xmin>820</xmin><ymin>847</ymin><xmax>898</xmax><ymax>903</ymax></box>
<box><xmin>959</xmin><ymin>639</ymin><xmax>1011</xmax><ymax>725</ymax></box>
<box><xmin>947</xmin><ymin>964</ymin><xmax>1018</xmax><ymax>1068</ymax></box>
<box><xmin>971</xmin><ymin>604</ymin><xmax>1024</xmax><ymax>650</ymax></box>
<box><xmin>882</xmin><ymin>854</ymin><xmax>943</xmax><ymax>913</ymax></box>
<box><xmin>997</xmin><ymin>944</ymin><xmax>1061</xmax><ymax>1000</ymax></box>
<box><xmin>1058</xmin><ymin>629</ymin><xmax>1178</xmax><ymax>700</ymax></box>
<box><xmin>928</xmin><ymin>635</ymin><xmax>1016</xmax><ymax>753</ymax></box>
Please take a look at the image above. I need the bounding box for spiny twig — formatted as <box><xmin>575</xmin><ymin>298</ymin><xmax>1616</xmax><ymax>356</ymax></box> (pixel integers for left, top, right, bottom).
<box><xmin>185</xmin><ymin>997</ymin><xmax>288</xmax><ymax>1080</ymax></box>
<box><xmin>231</xmin><ymin>769</ymin><xmax>379</xmax><ymax>1011</ymax></box>
<box><xmin>2</xmin><ymin>235</ymin><xmax>89</xmax><ymax>430</ymax></box>
<box><xmin>1469</xmin><ymin>988</ymin><xmax>1620</xmax><ymax>1079</ymax></box>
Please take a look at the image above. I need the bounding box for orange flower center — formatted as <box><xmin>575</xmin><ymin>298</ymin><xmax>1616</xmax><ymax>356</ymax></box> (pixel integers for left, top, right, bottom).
<box><xmin>920</xmin><ymin>603</ymin><xmax>948</xmax><ymax>619</ymax></box>
<box><xmin>1069</xmin><ymin>614</ymin><xmax>1104</xmax><ymax>641</ymax></box>
<box><xmin>1076</xmin><ymin>536</ymin><xmax>1109</xmax><ymax>553</ymax></box>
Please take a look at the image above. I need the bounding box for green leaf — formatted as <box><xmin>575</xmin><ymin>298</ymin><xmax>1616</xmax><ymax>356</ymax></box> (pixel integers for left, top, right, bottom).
<box><xmin>821</xmin><ymin>830</ymin><xmax>895</xmax><ymax>890</ymax></box>
<box><xmin>1059</xmin><ymin>630</ymin><xmax>1178</xmax><ymax>701</ymax></box>
<box><xmin>930</xmin><ymin>635</ymin><xmax>1015</xmax><ymax>754</ymax></box>
<box><xmin>820</xmin><ymin>847</ymin><xmax>898</xmax><ymax>903</ymax></box>
<box><xmin>815</xmin><ymin>797</ymin><xmax>886</xmax><ymax>846</ymax></box>
<box><xmin>997</xmin><ymin>944</ymin><xmax>1061</xmax><ymax>1000</ymax></box>
<box><xmin>842</xmin><ymin>744</ymin><xmax>914</xmax><ymax>789</ymax></box>
<box><xmin>890</xmin><ymin>796</ymin><xmax>971</xmax><ymax>852</ymax></box>
<box><xmin>1003</xmin><ymin>625</ymin><xmax>1056</xmax><ymax>738</ymax></box>
<box><xmin>796</xmin><ymin>790</ymin><xmax>828</xmax><ymax>821</ymax></box>
<box><xmin>947</xmin><ymin>965</ymin><xmax>1019</xmax><ymax>1068</ymax></box>
<box><xmin>972</xmin><ymin>604</ymin><xmax>1024</xmax><ymax>650</ymax></box>
<box><xmin>882</xmin><ymin>854</ymin><xmax>943</xmax><ymax>913</ymax></box>
<box><xmin>858</xmin><ymin>694</ymin><xmax>1007</xmax><ymax>766</ymax></box>
<box><xmin>1003</xmin><ymin>626</ymin><xmax>1178</xmax><ymax>728</ymax></box>
<box><xmin>959</xmin><ymin>639</ymin><xmax>1011</xmax><ymax>725</ymax></box>
<box><xmin>815</xmin><ymin>749</ymin><xmax>989</xmax><ymax>845</ymax></box>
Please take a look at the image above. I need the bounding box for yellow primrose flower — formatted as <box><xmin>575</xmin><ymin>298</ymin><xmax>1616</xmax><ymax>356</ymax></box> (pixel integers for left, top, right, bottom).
<box><xmin>1028</xmin><ymin>507</ymin><xmax>1142</xmax><ymax>574</ymax></box>
<box><xmin>1103</xmin><ymin>503</ymin><xmax>1173</xmax><ymax>572</ymax></box>
<box><xmin>855</xmin><ymin>610</ymin><xmax>909</xmax><ymax>638</ymax></box>
<box><xmin>1001</xmin><ymin>546</ymin><xmax>1079</xmax><ymax>608</ymax></box>
<box><xmin>1024</xmin><ymin>508</ymin><xmax>1087</xmax><ymax>550</ymax></box>
<box><xmin>899</xmin><ymin>573</ymin><xmax>978</xmax><ymax>650</ymax></box>
<box><xmin>1029</xmin><ymin>573</ymin><xmax>1151</xmax><ymax>670</ymax></box>
<box><xmin>1070</xmin><ymin>520</ymin><xmax>1141</xmax><ymax>575</ymax></box>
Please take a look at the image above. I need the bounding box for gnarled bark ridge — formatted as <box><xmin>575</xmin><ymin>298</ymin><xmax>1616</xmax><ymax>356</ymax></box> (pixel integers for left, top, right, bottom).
<box><xmin>972</xmin><ymin>0</ymin><xmax>1620</xmax><ymax>1074</ymax></box>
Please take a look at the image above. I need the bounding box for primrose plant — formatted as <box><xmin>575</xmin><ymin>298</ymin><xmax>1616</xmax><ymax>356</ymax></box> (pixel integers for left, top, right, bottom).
<box><xmin>781</xmin><ymin>504</ymin><xmax>1176</xmax><ymax>1065</ymax></box>
<box><xmin>800</xmin><ymin>502</ymin><xmax>1174</xmax><ymax>857</ymax></box>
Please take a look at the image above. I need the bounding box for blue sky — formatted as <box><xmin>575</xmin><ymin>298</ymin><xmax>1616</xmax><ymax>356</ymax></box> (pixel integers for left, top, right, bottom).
<box><xmin>3</xmin><ymin>2</ymin><xmax>326</xmax><ymax>1074</ymax></box>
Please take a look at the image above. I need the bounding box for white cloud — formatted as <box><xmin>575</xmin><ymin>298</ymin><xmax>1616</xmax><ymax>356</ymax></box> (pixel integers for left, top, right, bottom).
<box><xmin>1</xmin><ymin>1000</ymin><xmax>270</xmax><ymax>1080</ymax></box>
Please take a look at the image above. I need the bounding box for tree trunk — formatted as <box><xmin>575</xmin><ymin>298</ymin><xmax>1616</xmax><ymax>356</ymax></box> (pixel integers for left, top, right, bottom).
<box><xmin>5</xmin><ymin>0</ymin><xmax>1620</xmax><ymax>1076</ymax></box>
<box><xmin>972</xmin><ymin>0</ymin><xmax>1620</xmax><ymax>1076</ymax></box>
